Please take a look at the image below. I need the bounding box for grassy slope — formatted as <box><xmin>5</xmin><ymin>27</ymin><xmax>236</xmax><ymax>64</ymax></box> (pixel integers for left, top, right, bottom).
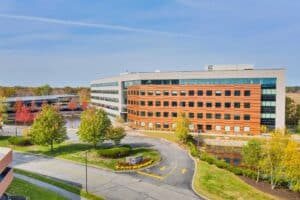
<box><xmin>287</xmin><ymin>93</ymin><xmax>300</xmax><ymax>104</ymax></box>
<box><xmin>7</xmin><ymin>178</ymin><xmax>68</xmax><ymax>200</ymax></box>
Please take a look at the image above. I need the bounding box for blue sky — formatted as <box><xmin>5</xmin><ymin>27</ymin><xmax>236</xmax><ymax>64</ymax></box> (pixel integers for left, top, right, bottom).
<box><xmin>0</xmin><ymin>0</ymin><xmax>299</xmax><ymax>87</ymax></box>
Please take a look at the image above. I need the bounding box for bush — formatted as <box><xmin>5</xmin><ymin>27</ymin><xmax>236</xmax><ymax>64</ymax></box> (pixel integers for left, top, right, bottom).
<box><xmin>200</xmin><ymin>153</ymin><xmax>216</xmax><ymax>164</ymax></box>
<box><xmin>8</xmin><ymin>136</ymin><xmax>32</xmax><ymax>146</ymax></box>
<box><xmin>187</xmin><ymin>141</ymin><xmax>199</xmax><ymax>157</ymax></box>
<box><xmin>215</xmin><ymin>159</ymin><xmax>230</xmax><ymax>169</ymax></box>
<box><xmin>98</xmin><ymin>146</ymin><xmax>131</xmax><ymax>158</ymax></box>
<box><xmin>115</xmin><ymin>158</ymin><xmax>153</xmax><ymax>170</ymax></box>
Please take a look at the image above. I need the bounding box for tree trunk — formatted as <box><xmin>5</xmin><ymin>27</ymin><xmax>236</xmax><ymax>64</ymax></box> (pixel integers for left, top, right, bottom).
<box><xmin>50</xmin><ymin>140</ymin><xmax>53</xmax><ymax>151</ymax></box>
<box><xmin>256</xmin><ymin>170</ymin><xmax>260</xmax><ymax>183</ymax></box>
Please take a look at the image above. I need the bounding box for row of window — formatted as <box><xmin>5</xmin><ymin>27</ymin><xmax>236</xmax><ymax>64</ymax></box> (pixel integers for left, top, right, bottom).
<box><xmin>91</xmin><ymin>82</ymin><xmax>118</xmax><ymax>87</ymax></box>
<box><xmin>132</xmin><ymin>121</ymin><xmax>251</xmax><ymax>132</ymax></box>
<box><xmin>91</xmin><ymin>90</ymin><xmax>119</xmax><ymax>95</ymax></box>
<box><xmin>128</xmin><ymin>110</ymin><xmax>251</xmax><ymax>120</ymax></box>
<box><xmin>127</xmin><ymin>89</ymin><xmax>251</xmax><ymax>97</ymax></box>
<box><xmin>128</xmin><ymin>100</ymin><xmax>252</xmax><ymax>109</ymax></box>
<box><xmin>91</xmin><ymin>102</ymin><xmax>119</xmax><ymax>111</ymax></box>
<box><xmin>91</xmin><ymin>96</ymin><xmax>119</xmax><ymax>103</ymax></box>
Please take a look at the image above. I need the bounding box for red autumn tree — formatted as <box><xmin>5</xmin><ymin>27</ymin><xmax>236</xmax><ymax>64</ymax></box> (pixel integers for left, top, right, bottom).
<box><xmin>68</xmin><ymin>98</ymin><xmax>78</xmax><ymax>128</ymax></box>
<box><xmin>16</xmin><ymin>104</ymin><xmax>33</xmax><ymax>125</ymax></box>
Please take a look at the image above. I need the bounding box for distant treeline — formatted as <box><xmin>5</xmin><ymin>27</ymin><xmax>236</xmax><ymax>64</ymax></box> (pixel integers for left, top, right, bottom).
<box><xmin>0</xmin><ymin>85</ymin><xmax>90</xmax><ymax>97</ymax></box>
<box><xmin>286</xmin><ymin>86</ymin><xmax>300</xmax><ymax>93</ymax></box>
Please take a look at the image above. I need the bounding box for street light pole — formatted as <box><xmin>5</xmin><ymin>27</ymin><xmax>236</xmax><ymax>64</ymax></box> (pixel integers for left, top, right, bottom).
<box><xmin>85</xmin><ymin>151</ymin><xmax>88</xmax><ymax>193</ymax></box>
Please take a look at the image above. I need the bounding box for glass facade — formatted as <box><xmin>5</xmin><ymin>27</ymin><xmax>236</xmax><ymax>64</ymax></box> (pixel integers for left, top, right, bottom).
<box><xmin>91</xmin><ymin>82</ymin><xmax>118</xmax><ymax>87</ymax></box>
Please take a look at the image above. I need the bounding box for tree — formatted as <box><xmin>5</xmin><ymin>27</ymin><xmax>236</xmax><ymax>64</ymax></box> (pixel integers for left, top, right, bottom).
<box><xmin>285</xmin><ymin>97</ymin><xmax>299</xmax><ymax>126</ymax></box>
<box><xmin>260</xmin><ymin>125</ymin><xmax>269</xmax><ymax>134</ymax></box>
<box><xmin>68</xmin><ymin>98</ymin><xmax>78</xmax><ymax>128</ymax></box>
<box><xmin>260</xmin><ymin>130</ymin><xmax>290</xmax><ymax>189</ymax></box>
<box><xmin>34</xmin><ymin>84</ymin><xmax>53</xmax><ymax>96</ymax></box>
<box><xmin>16</xmin><ymin>105</ymin><xmax>33</xmax><ymax>125</ymax></box>
<box><xmin>0</xmin><ymin>97</ymin><xmax>8</xmax><ymax>125</ymax></box>
<box><xmin>283</xmin><ymin>139</ymin><xmax>300</xmax><ymax>192</ymax></box>
<box><xmin>78</xmin><ymin>89</ymin><xmax>90</xmax><ymax>110</ymax></box>
<box><xmin>107</xmin><ymin>126</ymin><xmax>126</xmax><ymax>146</ymax></box>
<box><xmin>30</xmin><ymin>105</ymin><xmax>67</xmax><ymax>151</ymax></box>
<box><xmin>78</xmin><ymin>108</ymin><xmax>111</xmax><ymax>148</ymax></box>
<box><xmin>242</xmin><ymin>139</ymin><xmax>264</xmax><ymax>182</ymax></box>
<box><xmin>175</xmin><ymin>112</ymin><xmax>190</xmax><ymax>144</ymax></box>
<box><xmin>296</xmin><ymin>120</ymin><xmax>300</xmax><ymax>134</ymax></box>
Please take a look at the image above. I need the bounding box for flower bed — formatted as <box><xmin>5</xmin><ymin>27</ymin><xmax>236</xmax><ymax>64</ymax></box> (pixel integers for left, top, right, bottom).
<box><xmin>115</xmin><ymin>158</ymin><xmax>153</xmax><ymax>170</ymax></box>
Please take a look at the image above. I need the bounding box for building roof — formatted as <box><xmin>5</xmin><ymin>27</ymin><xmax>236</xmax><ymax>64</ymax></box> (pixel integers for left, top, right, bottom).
<box><xmin>5</xmin><ymin>94</ymin><xmax>78</xmax><ymax>103</ymax></box>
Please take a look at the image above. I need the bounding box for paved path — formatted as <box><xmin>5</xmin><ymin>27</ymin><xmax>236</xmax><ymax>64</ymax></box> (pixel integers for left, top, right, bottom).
<box><xmin>15</xmin><ymin>173</ymin><xmax>86</xmax><ymax>200</ymax></box>
<box><xmin>12</xmin><ymin>135</ymin><xmax>201</xmax><ymax>200</ymax></box>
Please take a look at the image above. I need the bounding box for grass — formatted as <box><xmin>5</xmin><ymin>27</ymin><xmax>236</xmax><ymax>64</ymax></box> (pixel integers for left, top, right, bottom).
<box><xmin>7</xmin><ymin>178</ymin><xmax>68</xmax><ymax>200</ymax></box>
<box><xmin>142</xmin><ymin>131</ymin><xmax>178</xmax><ymax>143</ymax></box>
<box><xmin>14</xmin><ymin>168</ymin><xmax>104</xmax><ymax>200</ymax></box>
<box><xmin>194</xmin><ymin>160</ymin><xmax>276</xmax><ymax>200</ymax></box>
<box><xmin>287</xmin><ymin>92</ymin><xmax>300</xmax><ymax>104</ymax></box>
<box><xmin>0</xmin><ymin>136</ymin><xmax>160</xmax><ymax>170</ymax></box>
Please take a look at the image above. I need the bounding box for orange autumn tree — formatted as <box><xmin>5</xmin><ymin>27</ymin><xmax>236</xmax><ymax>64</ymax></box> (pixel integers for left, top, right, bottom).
<box><xmin>68</xmin><ymin>98</ymin><xmax>78</xmax><ymax>128</ymax></box>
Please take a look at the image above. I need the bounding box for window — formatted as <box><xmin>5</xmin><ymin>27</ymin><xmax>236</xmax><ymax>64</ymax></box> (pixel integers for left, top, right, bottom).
<box><xmin>206</xmin><ymin>125</ymin><xmax>212</xmax><ymax>131</ymax></box>
<box><xmin>189</xmin><ymin>113</ymin><xmax>194</xmax><ymax>118</ymax></box>
<box><xmin>234</xmin><ymin>90</ymin><xmax>240</xmax><ymax>96</ymax></box>
<box><xmin>206</xmin><ymin>113</ymin><xmax>212</xmax><ymax>119</ymax></box>
<box><xmin>197</xmin><ymin>90</ymin><xmax>203</xmax><ymax>96</ymax></box>
<box><xmin>215</xmin><ymin>113</ymin><xmax>221</xmax><ymax>119</ymax></box>
<box><xmin>140</xmin><ymin>101</ymin><xmax>145</xmax><ymax>106</ymax></box>
<box><xmin>148</xmin><ymin>122</ymin><xmax>153</xmax><ymax>128</ymax></box>
<box><xmin>244</xmin><ymin>114</ymin><xmax>251</xmax><ymax>120</ymax></box>
<box><xmin>156</xmin><ymin>123</ymin><xmax>161</xmax><ymax>128</ymax></box>
<box><xmin>234</xmin><ymin>114</ymin><xmax>240</xmax><ymax>120</ymax></box>
<box><xmin>180</xmin><ymin>101</ymin><xmax>186</xmax><ymax>107</ymax></box>
<box><xmin>155</xmin><ymin>90</ymin><xmax>161</xmax><ymax>96</ymax></box>
<box><xmin>206</xmin><ymin>90</ymin><xmax>212</xmax><ymax>96</ymax></box>
<box><xmin>148</xmin><ymin>101</ymin><xmax>153</xmax><ymax>106</ymax></box>
<box><xmin>244</xmin><ymin>102</ymin><xmax>251</xmax><ymax>108</ymax></box>
<box><xmin>244</xmin><ymin>90</ymin><xmax>251</xmax><ymax>96</ymax></box>
<box><xmin>215</xmin><ymin>102</ymin><xmax>222</xmax><ymax>108</ymax></box>
<box><xmin>234</xmin><ymin>102</ymin><xmax>240</xmax><ymax>108</ymax></box>
<box><xmin>206</xmin><ymin>102</ymin><xmax>212</xmax><ymax>107</ymax></box>
<box><xmin>197</xmin><ymin>124</ymin><xmax>203</xmax><ymax>131</ymax></box>
<box><xmin>224</xmin><ymin>114</ymin><xmax>231</xmax><ymax>120</ymax></box>
<box><xmin>172</xmin><ymin>101</ymin><xmax>177</xmax><ymax>107</ymax></box>
<box><xmin>215</xmin><ymin>90</ymin><xmax>222</xmax><ymax>96</ymax></box>
<box><xmin>171</xmin><ymin>90</ymin><xmax>177</xmax><ymax>96</ymax></box>
<box><xmin>189</xmin><ymin>124</ymin><xmax>195</xmax><ymax>130</ymax></box>
<box><xmin>225</xmin><ymin>126</ymin><xmax>230</xmax><ymax>132</ymax></box>
<box><xmin>148</xmin><ymin>90</ymin><xmax>153</xmax><ymax>95</ymax></box>
<box><xmin>180</xmin><ymin>90</ymin><xmax>186</xmax><ymax>96</ymax></box>
<box><xmin>163</xmin><ymin>90</ymin><xmax>169</xmax><ymax>96</ymax></box>
<box><xmin>155</xmin><ymin>101</ymin><xmax>161</xmax><ymax>106</ymax></box>
<box><xmin>148</xmin><ymin>112</ymin><xmax>153</xmax><ymax>117</ymax></box>
<box><xmin>234</xmin><ymin>126</ymin><xmax>240</xmax><ymax>132</ymax></box>
<box><xmin>141</xmin><ymin>111</ymin><xmax>146</xmax><ymax>116</ymax></box>
<box><xmin>188</xmin><ymin>90</ymin><xmax>195</xmax><ymax>96</ymax></box>
<box><xmin>244</xmin><ymin>126</ymin><xmax>250</xmax><ymax>132</ymax></box>
<box><xmin>215</xmin><ymin>125</ymin><xmax>221</xmax><ymax>131</ymax></box>
<box><xmin>141</xmin><ymin>122</ymin><xmax>145</xmax><ymax>127</ymax></box>
<box><xmin>163</xmin><ymin>101</ymin><xmax>169</xmax><ymax>107</ymax></box>
<box><xmin>163</xmin><ymin>112</ymin><xmax>169</xmax><ymax>118</ymax></box>
<box><xmin>156</xmin><ymin>112</ymin><xmax>161</xmax><ymax>117</ymax></box>
<box><xmin>172</xmin><ymin>123</ymin><xmax>176</xmax><ymax>129</ymax></box>
<box><xmin>163</xmin><ymin>123</ymin><xmax>169</xmax><ymax>129</ymax></box>
<box><xmin>225</xmin><ymin>102</ymin><xmax>231</xmax><ymax>108</ymax></box>
<box><xmin>197</xmin><ymin>102</ymin><xmax>203</xmax><ymax>107</ymax></box>
<box><xmin>172</xmin><ymin>112</ymin><xmax>177</xmax><ymax>118</ymax></box>
<box><xmin>197</xmin><ymin>113</ymin><xmax>203</xmax><ymax>119</ymax></box>
<box><xmin>225</xmin><ymin>90</ymin><xmax>231</xmax><ymax>96</ymax></box>
<box><xmin>140</xmin><ymin>90</ymin><xmax>145</xmax><ymax>95</ymax></box>
<box><xmin>188</xmin><ymin>102</ymin><xmax>194</xmax><ymax>107</ymax></box>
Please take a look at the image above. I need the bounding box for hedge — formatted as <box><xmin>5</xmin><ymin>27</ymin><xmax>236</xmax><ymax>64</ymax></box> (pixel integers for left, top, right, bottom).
<box><xmin>97</xmin><ymin>146</ymin><xmax>131</xmax><ymax>158</ymax></box>
<box><xmin>8</xmin><ymin>136</ymin><xmax>32</xmax><ymax>146</ymax></box>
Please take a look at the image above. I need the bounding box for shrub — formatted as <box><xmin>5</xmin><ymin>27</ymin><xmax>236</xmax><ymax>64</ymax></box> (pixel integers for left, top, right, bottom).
<box><xmin>8</xmin><ymin>136</ymin><xmax>32</xmax><ymax>146</ymax></box>
<box><xmin>115</xmin><ymin>158</ymin><xmax>153</xmax><ymax>170</ymax></box>
<box><xmin>241</xmin><ymin>168</ymin><xmax>257</xmax><ymax>179</ymax></box>
<box><xmin>200</xmin><ymin>153</ymin><xmax>216</xmax><ymax>164</ymax></box>
<box><xmin>228</xmin><ymin>166</ymin><xmax>243</xmax><ymax>176</ymax></box>
<box><xmin>98</xmin><ymin>146</ymin><xmax>131</xmax><ymax>158</ymax></box>
<box><xmin>215</xmin><ymin>159</ymin><xmax>230</xmax><ymax>169</ymax></box>
<box><xmin>187</xmin><ymin>141</ymin><xmax>199</xmax><ymax>157</ymax></box>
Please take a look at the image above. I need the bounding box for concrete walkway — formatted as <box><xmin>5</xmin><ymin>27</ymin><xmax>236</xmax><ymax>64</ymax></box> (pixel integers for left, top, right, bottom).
<box><xmin>15</xmin><ymin>173</ymin><xmax>86</xmax><ymax>200</ymax></box>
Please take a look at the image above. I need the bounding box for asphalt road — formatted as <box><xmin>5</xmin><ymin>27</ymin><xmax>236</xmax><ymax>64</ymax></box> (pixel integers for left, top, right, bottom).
<box><xmin>12</xmin><ymin>134</ymin><xmax>201</xmax><ymax>200</ymax></box>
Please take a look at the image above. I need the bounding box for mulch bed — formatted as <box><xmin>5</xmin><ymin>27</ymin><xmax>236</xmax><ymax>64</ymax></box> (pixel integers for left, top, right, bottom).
<box><xmin>239</xmin><ymin>176</ymin><xmax>300</xmax><ymax>200</ymax></box>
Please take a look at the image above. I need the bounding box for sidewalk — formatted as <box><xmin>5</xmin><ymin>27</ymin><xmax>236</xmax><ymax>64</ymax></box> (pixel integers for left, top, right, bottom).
<box><xmin>15</xmin><ymin>173</ymin><xmax>86</xmax><ymax>200</ymax></box>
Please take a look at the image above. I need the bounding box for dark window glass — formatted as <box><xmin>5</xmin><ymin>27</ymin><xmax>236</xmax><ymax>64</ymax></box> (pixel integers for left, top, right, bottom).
<box><xmin>215</xmin><ymin>102</ymin><xmax>222</xmax><ymax>108</ymax></box>
<box><xmin>224</xmin><ymin>114</ymin><xmax>231</xmax><ymax>120</ymax></box>
<box><xmin>172</xmin><ymin>101</ymin><xmax>177</xmax><ymax>107</ymax></box>
<box><xmin>225</xmin><ymin>90</ymin><xmax>231</xmax><ymax>96</ymax></box>
<box><xmin>156</xmin><ymin>112</ymin><xmax>161</xmax><ymax>117</ymax></box>
<box><xmin>156</xmin><ymin>123</ymin><xmax>161</xmax><ymax>128</ymax></box>
<box><xmin>171</xmin><ymin>90</ymin><xmax>177</xmax><ymax>96</ymax></box>
<box><xmin>141</xmin><ymin>111</ymin><xmax>146</xmax><ymax>116</ymax></box>
<box><xmin>244</xmin><ymin>114</ymin><xmax>251</xmax><ymax>120</ymax></box>
<box><xmin>180</xmin><ymin>102</ymin><xmax>186</xmax><ymax>107</ymax></box>
<box><xmin>206</xmin><ymin>102</ymin><xmax>212</xmax><ymax>107</ymax></box>
<box><xmin>163</xmin><ymin>90</ymin><xmax>169</xmax><ymax>96</ymax></box>
<box><xmin>148</xmin><ymin>101</ymin><xmax>153</xmax><ymax>106</ymax></box>
<box><xmin>188</xmin><ymin>102</ymin><xmax>194</xmax><ymax>107</ymax></box>
<box><xmin>244</xmin><ymin>103</ymin><xmax>251</xmax><ymax>108</ymax></box>
<box><xmin>163</xmin><ymin>112</ymin><xmax>169</xmax><ymax>118</ymax></box>
<box><xmin>197</xmin><ymin>102</ymin><xmax>203</xmax><ymax>107</ymax></box>
<box><xmin>244</xmin><ymin>90</ymin><xmax>251</xmax><ymax>96</ymax></box>
<box><xmin>163</xmin><ymin>123</ymin><xmax>169</xmax><ymax>129</ymax></box>
<box><xmin>189</xmin><ymin>113</ymin><xmax>194</xmax><ymax>118</ymax></box>
<box><xmin>155</xmin><ymin>90</ymin><xmax>161</xmax><ymax>96</ymax></box>
<box><xmin>206</xmin><ymin>125</ymin><xmax>212</xmax><ymax>130</ymax></box>
<box><xmin>197</xmin><ymin>90</ymin><xmax>203</xmax><ymax>96</ymax></box>
<box><xmin>148</xmin><ymin>90</ymin><xmax>153</xmax><ymax>95</ymax></box>
<box><xmin>155</xmin><ymin>101</ymin><xmax>161</xmax><ymax>106</ymax></box>
<box><xmin>206</xmin><ymin>90</ymin><xmax>212</xmax><ymax>96</ymax></box>
<box><xmin>215</xmin><ymin>113</ymin><xmax>221</xmax><ymax>119</ymax></box>
<box><xmin>206</xmin><ymin>113</ymin><xmax>212</xmax><ymax>119</ymax></box>
<box><xmin>215</xmin><ymin>90</ymin><xmax>222</xmax><ymax>96</ymax></box>
<box><xmin>180</xmin><ymin>90</ymin><xmax>186</xmax><ymax>96</ymax></box>
<box><xmin>234</xmin><ymin>102</ymin><xmax>240</xmax><ymax>108</ymax></box>
<box><xmin>234</xmin><ymin>90</ymin><xmax>240</xmax><ymax>96</ymax></box>
<box><xmin>172</xmin><ymin>112</ymin><xmax>177</xmax><ymax>118</ymax></box>
<box><xmin>197</xmin><ymin>124</ymin><xmax>203</xmax><ymax>131</ymax></box>
<box><xmin>225</xmin><ymin>102</ymin><xmax>231</xmax><ymax>108</ymax></box>
<box><xmin>163</xmin><ymin>101</ymin><xmax>169</xmax><ymax>107</ymax></box>
<box><xmin>140</xmin><ymin>101</ymin><xmax>145</xmax><ymax>106</ymax></box>
<box><xmin>188</xmin><ymin>90</ymin><xmax>195</xmax><ymax>96</ymax></box>
<box><xmin>197</xmin><ymin>113</ymin><xmax>203</xmax><ymax>119</ymax></box>
<box><xmin>148</xmin><ymin>112</ymin><xmax>153</xmax><ymax>117</ymax></box>
<box><xmin>234</xmin><ymin>114</ymin><xmax>240</xmax><ymax>120</ymax></box>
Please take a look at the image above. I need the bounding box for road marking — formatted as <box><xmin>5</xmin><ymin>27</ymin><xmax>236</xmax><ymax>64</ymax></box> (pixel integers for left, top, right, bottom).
<box><xmin>181</xmin><ymin>168</ymin><xmax>187</xmax><ymax>174</ymax></box>
<box><xmin>160</xmin><ymin>166</ymin><xmax>166</xmax><ymax>171</ymax></box>
<box><xmin>137</xmin><ymin>171</ymin><xmax>164</xmax><ymax>180</ymax></box>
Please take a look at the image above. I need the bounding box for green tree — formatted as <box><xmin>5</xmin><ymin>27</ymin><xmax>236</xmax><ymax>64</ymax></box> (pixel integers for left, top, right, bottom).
<box><xmin>78</xmin><ymin>108</ymin><xmax>111</xmax><ymax>148</ymax></box>
<box><xmin>175</xmin><ymin>113</ymin><xmax>190</xmax><ymax>144</ymax></box>
<box><xmin>296</xmin><ymin>120</ymin><xmax>300</xmax><ymax>133</ymax></box>
<box><xmin>107</xmin><ymin>126</ymin><xmax>126</xmax><ymax>146</ymax></box>
<box><xmin>30</xmin><ymin>105</ymin><xmax>67</xmax><ymax>151</ymax></box>
<box><xmin>0</xmin><ymin>97</ymin><xmax>8</xmax><ymax>125</ymax></box>
<box><xmin>285</xmin><ymin>97</ymin><xmax>298</xmax><ymax>126</ymax></box>
<box><xmin>260</xmin><ymin>130</ymin><xmax>290</xmax><ymax>189</ymax></box>
<box><xmin>34</xmin><ymin>84</ymin><xmax>53</xmax><ymax>96</ymax></box>
<box><xmin>242</xmin><ymin>139</ymin><xmax>263</xmax><ymax>182</ymax></box>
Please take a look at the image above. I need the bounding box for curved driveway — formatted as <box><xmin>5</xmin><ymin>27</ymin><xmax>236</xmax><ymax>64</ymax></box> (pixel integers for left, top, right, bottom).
<box><xmin>12</xmin><ymin>134</ymin><xmax>201</xmax><ymax>200</ymax></box>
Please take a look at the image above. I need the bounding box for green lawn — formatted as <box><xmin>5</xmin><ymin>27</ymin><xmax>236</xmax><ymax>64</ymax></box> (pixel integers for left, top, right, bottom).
<box><xmin>194</xmin><ymin>160</ymin><xmax>276</xmax><ymax>200</ymax></box>
<box><xmin>142</xmin><ymin>131</ymin><xmax>178</xmax><ymax>143</ymax></box>
<box><xmin>7</xmin><ymin>178</ymin><xmax>68</xmax><ymax>200</ymax></box>
<box><xmin>0</xmin><ymin>136</ymin><xmax>160</xmax><ymax>170</ymax></box>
